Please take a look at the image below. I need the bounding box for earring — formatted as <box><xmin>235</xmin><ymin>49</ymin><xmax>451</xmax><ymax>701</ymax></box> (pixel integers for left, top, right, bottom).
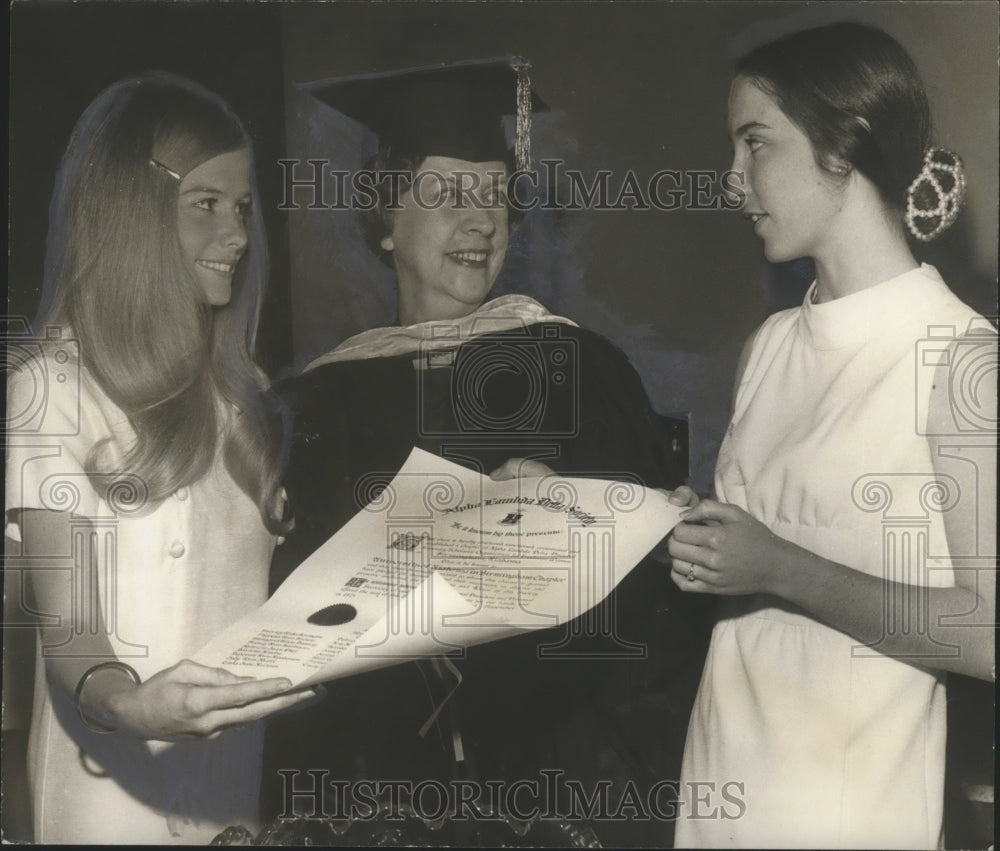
<box><xmin>827</xmin><ymin>158</ymin><xmax>850</xmax><ymax>178</ymax></box>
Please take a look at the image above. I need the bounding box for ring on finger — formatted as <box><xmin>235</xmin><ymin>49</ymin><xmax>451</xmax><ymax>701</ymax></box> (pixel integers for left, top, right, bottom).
<box><xmin>687</xmin><ymin>566</ymin><xmax>696</xmax><ymax>582</ymax></box>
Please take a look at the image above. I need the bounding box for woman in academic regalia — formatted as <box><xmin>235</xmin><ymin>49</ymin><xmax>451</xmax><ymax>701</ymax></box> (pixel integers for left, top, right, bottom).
<box><xmin>262</xmin><ymin>58</ymin><xmax>712</xmax><ymax>846</ymax></box>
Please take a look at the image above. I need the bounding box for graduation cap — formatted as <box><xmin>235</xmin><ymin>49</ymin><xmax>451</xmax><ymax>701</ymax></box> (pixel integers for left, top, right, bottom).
<box><xmin>300</xmin><ymin>57</ymin><xmax>546</xmax><ymax>171</ymax></box>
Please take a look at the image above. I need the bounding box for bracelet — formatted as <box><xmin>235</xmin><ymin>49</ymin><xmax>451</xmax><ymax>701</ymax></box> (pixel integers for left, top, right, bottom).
<box><xmin>74</xmin><ymin>661</ymin><xmax>141</xmax><ymax>734</ymax></box>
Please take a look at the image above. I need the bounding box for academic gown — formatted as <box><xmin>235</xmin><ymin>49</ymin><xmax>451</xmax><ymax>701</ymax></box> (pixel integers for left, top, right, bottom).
<box><xmin>261</xmin><ymin>319</ymin><xmax>711</xmax><ymax>845</ymax></box>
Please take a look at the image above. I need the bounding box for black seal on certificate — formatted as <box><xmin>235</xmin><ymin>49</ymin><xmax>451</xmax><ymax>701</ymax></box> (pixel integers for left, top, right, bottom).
<box><xmin>307</xmin><ymin>604</ymin><xmax>358</xmax><ymax>626</ymax></box>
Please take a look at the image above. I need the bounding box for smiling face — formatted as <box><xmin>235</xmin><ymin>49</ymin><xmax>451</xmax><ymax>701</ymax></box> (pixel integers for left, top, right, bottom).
<box><xmin>381</xmin><ymin>156</ymin><xmax>509</xmax><ymax>325</ymax></box>
<box><xmin>177</xmin><ymin>148</ymin><xmax>252</xmax><ymax>306</ymax></box>
<box><xmin>728</xmin><ymin>76</ymin><xmax>847</xmax><ymax>264</ymax></box>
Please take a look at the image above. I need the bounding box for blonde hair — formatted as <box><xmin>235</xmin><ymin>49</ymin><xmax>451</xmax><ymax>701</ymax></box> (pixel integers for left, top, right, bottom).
<box><xmin>36</xmin><ymin>72</ymin><xmax>289</xmax><ymax>532</ymax></box>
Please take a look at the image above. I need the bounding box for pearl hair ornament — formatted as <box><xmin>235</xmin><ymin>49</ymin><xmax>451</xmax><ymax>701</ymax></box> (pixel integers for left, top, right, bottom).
<box><xmin>904</xmin><ymin>147</ymin><xmax>966</xmax><ymax>242</ymax></box>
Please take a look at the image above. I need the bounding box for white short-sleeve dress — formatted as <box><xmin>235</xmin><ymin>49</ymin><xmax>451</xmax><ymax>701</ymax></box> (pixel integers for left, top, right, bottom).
<box><xmin>5</xmin><ymin>342</ymin><xmax>276</xmax><ymax>844</ymax></box>
<box><xmin>675</xmin><ymin>265</ymin><xmax>991</xmax><ymax>849</ymax></box>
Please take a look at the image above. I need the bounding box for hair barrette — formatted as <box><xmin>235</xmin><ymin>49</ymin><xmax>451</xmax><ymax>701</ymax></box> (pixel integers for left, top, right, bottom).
<box><xmin>149</xmin><ymin>158</ymin><xmax>181</xmax><ymax>180</ymax></box>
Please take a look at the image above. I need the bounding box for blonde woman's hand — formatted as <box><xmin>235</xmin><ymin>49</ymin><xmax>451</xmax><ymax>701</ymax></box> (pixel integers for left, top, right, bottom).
<box><xmin>101</xmin><ymin>659</ymin><xmax>319</xmax><ymax>741</ymax></box>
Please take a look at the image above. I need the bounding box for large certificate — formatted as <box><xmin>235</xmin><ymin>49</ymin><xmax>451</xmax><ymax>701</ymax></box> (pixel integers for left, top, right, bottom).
<box><xmin>193</xmin><ymin>448</ymin><xmax>682</xmax><ymax>686</ymax></box>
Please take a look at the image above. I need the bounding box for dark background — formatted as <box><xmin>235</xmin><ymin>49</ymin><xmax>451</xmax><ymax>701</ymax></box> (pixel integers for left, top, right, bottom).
<box><xmin>5</xmin><ymin>2</ymin><xmax>998</xmax><ymax>845</ymax></box>
<box><xmin>9</xmin><ymin>1</ymin><xmax>998</xmax><ymax>492</ymax></box>
<box><xmin>9</xmin><ymin>4</ymin><xmax>292</xmax><ymax>369</ymax></box>
<box><xmin>280</xmin><ymin>1</ymin><xmax>999</xmax><ymax>492</ymax></box>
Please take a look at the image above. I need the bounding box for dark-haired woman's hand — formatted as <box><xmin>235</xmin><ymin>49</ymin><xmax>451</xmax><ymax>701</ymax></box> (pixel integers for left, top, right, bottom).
<box><xmin>665</xmin><ymin>485</ymin><xmax>700</xmax><ymax>511</ymax></box>
<box><xmin>649</xmin><ymin>486</ymin><xmax>702</xmax><ymax>564</ymax></box>
<box><xmin>667</xmin><ymin>499</ymin><xmax>794</xmax><ymax>595</ymax></box>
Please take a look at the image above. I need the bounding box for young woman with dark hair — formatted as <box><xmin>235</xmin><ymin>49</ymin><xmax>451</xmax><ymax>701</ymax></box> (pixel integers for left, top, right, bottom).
<box><xmin>668</xmin><ymin>23</ymin><xmax>995</xmax><ymax>848</ymax></box>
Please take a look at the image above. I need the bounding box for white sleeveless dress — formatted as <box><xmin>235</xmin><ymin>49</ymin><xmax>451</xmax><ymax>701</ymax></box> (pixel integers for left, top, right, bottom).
<box><xmin>675</xmin><ymin>265</ymin><xmax>989</xmax><ymax>848</ymax></box>
<box><xmin>6</xmin><ymin>348</ymin><xmax>275</xmax><ymax>844</ymax></box>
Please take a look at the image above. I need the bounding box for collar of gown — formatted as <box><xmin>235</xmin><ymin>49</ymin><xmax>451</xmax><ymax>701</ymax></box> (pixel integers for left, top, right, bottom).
<box><xmin>800</xmin><ymin>263</ymin><xmax>950</xmax><ymax>351</ymax></box>
<box><xmin>303</xmin><ymin>294</ymin><xmax>579</xmax><ymax>370</ymax></box>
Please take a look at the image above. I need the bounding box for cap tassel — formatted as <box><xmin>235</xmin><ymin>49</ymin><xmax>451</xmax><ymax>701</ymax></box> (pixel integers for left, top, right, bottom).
<box><xmin>514</xmin><ymin>61</ymin><xmax>532</xmax><ymax>172</ymax></box>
